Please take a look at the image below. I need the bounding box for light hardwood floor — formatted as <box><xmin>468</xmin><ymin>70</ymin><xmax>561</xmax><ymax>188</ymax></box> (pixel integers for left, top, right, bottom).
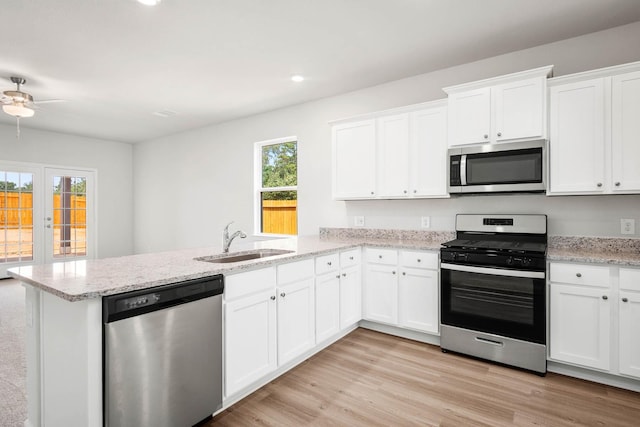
<box><xmin>210</xmin><ymin>328</ymin><xmax>640</xmax><ymax>426</ymax></box>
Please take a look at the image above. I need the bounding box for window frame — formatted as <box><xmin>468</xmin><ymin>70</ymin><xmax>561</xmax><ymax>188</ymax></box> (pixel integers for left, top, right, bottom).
<box><xmin>253</xmin><ymin>136</ymin><xmax>298</xmax><ymax>237</ymax></box>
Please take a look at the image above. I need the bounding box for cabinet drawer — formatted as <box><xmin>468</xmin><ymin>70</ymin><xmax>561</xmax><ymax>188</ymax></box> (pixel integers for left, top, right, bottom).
<box><xmin>315</xmin><ymin>253</ymin><xmax>340</xmax><ymax>275</ymax></box>
<box><xmin>620</xmin><ymin>268</ymin><xmax>640</xmax><ymax>292</ymax></box>
<box><xmin>549</xmin><ymin>262</ymin><xmax>610</xmax><ymax>287</ymax></box>
<box><xmin>400</xmin><ymin>250</ymin><xmax>438</xmax><ymax>269</ymax></box>
<box><xmin>277</xmin><ymin>258</ymin><xmax>315</xmax><ymax>285</ymax></box>
<box><xmin>366</xmin><ymin>248</ymin><xmax>397</xmax><ymax>265</ymax></box>
<box><xmin>225</xmin><ymin>267</ymin><xmax>277</xmax><ymax>301</ymax></box>
<box><xmin>340</xmin><ymin>249</ymin><xmax>361</xmax><ymax>268</ymax></box>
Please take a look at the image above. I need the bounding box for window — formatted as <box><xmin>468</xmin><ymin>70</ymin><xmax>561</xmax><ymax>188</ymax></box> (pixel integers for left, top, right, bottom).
<box><xmin>1</xmin><ymin>170</ymin><xmax>34</xmax><ymax>263</ymax></box>
<box><xmin>255</xmin><ymin>137</ymin><xmax>297</xmax><ymax>235</ymax></box>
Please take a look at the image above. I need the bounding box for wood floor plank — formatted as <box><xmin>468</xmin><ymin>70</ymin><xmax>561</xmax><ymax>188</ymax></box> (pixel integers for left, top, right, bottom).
<box><xmin>209</xmin><ymin>328</ymin><xmax>640</xmax><ymax>426</ymax></box>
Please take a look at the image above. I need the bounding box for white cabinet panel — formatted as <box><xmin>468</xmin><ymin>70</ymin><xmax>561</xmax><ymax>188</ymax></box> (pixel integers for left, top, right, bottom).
<box><xmin>277</xmin><ymin>278</ymin><xmax>315</xmax><ymax>366</ymax></box>
<box><xmin>549</xmin><ymin>283</ymin><xmax>611</xmax><ymax>370</ymax></box>
<box><xmin>332</xmin><ymin>119</ymin><xmax>376</xmax><ymax>199</ymax></box>
<box><xmin>493</xmin><ymin>78</ymin><xmax>545</xmax><ymax>142</ymax></box>
<box><xmin>225</xmin><ymin>289</ymin><xmax>277</xmax><ymax>397</ymax></box>
<box><xmin>364</xmin><ymin>263</ymin><xmax>398</xmax><ymax>324</ymax></box>
<box><xmin>447</xmin><ymin>87</ymin><xmax>491</xmax><ymax>146</ymax></box>
<box><xmin>619</xmin><ymin>290</ymin><xmax>640</xmax><ymax>379</ymax></box>
<box><xmin>410</xmin><ymin>107</ymin><xmax>448</xmax><ymax>197</ymax></box>
<box><xmin>612</xmin><ymin>71</ymin><xmax>640</xmax><ymax>193</ymax></box>
<box><xmin>398</xmin><ymin>267</ymin><xmax>439</xmax><ymax>334</ymax></box>
<box><xmin>315</xmin><ymin>272</ymin><xmax>341</xmax><ymax>343</ymax></box>
<box><xmin>549</xmin><ymin>78</ymin><xmax>606</xmax><ymax>194</ymax></box>
<box><xmin>340</xmin><ymin>264</ymin><xmax>361</xmax><ymax>329</ymax></box>
<box><xmin>377</xmin><ymin>114</ymin><xmax>410</xmax><ymax>197</ymax></box>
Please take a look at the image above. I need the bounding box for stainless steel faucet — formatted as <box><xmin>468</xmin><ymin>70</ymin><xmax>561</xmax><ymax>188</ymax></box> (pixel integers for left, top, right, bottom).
<box><xmin>222</xmin><ymin>221</ymin><xmax>247</xmax><ymax>253</ymax></box>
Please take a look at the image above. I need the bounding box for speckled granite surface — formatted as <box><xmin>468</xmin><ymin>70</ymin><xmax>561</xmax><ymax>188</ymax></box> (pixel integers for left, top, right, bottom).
<box><xmin>548</xmin><ymin>236</ymin><xmax>640</xmax><ymax>267</ymax></box>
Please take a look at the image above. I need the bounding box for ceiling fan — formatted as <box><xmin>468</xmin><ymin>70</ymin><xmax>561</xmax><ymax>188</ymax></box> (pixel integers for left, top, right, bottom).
<box><xmin>1</xmin><ymin>76</ymin><xmax>65</xmax><ymax>137</ymax></box>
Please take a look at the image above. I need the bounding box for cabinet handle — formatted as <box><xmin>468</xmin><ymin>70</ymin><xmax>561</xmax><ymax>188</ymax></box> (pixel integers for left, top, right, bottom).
<box><xmin>371</xmin><ymin>191</ymin><xmax>374</xmax><ymax>195</ymax></box>
<box><xmin>280</xmin><ymin>292</ymin><xmax>286</xmax><ymax>298</ymax></box>
<box><xmin>413</xmin><ymin>190</ymin><xmax>417</xmax><ymax>194</ymax></box>
<box><xmin>417</xmin><ymin>259</ymin><xmax>421</xmax><ymax>263</ymax></box>
<box><xmin>402</xmin><ymin>272</ymin><xmax>406</xmax><ymax>276</ymax></box>
<box><xmin>403</xmin><ymin>190</ymin><xmax>407</xmax><ymax>194</ymax></box>
<box><xmin>378</xmin><ymin>255</ymin><xmax>383</xmax><ymax>259</ymax></box>
<box><xmin>342</xmin><ymin>273</ymin><xmax>346</xmax><ymax>277</ymax></box>
<box><xmin>602</xmin><ymin>295</ymin><xmax>608</xmax><ymax>300</ymax></box>
<box><xmin>336</xmin><ymin>275</ymin><xmax>340</xmax><ymax>279</ymax></box>
<box><xmin>597</xmin><ymin>183</ymin><xmax>603</xmax><ymax>187</ymax></box>
<box><xmin>615</xmin><ymin>182</ymin><xmax>621</xmax><ymax>186</ymax></box>
<box><xmin>327</xmin><ymin>261</ymin><xmax>332</xmax><ymax>266</ymax></box>
<box><xmin>349</xmin><ymin>256</ymin><xmax>354</xmax><ymax>260</ymax></box>
<box><xmin>622</xmin><ymin>297</ymin><xmax>629</xmax><ymax>303</ymax></box>
<box><xmin>497</xmin><ymin>132</ymin><xmax>502</xmax><ymax>137</ymax></box>
<box><xmin>483</xmin><ymin>134</ymin><xmax>489</xmax><ymax>139</ymax></box>
<box><xmin>270</xmin><ymin>296</ymin><xmax>276</xmax><ymax>301</ymax></box>
<box><xmin>576</xmin><ymin>273</ymin><xmax>582</xmax><ymax>278</ymax></box>
<box><xmin>392</xmin><ymin>271</ymin><xmax>396</xmax><ymax>275</ymax></box>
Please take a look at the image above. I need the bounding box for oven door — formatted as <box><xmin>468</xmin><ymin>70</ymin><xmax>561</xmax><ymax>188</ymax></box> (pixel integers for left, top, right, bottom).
<box><xmin>440</xmin><ymin>263</ymin><xmax>546</xmax><ymax>344</ymax></box>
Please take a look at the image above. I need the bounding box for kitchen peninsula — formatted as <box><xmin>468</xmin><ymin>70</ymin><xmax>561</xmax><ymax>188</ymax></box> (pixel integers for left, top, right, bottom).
<box><xmin>9</xmin><ymin>231</ymin><xmax>640</xmax><ymax>427</ymax></box>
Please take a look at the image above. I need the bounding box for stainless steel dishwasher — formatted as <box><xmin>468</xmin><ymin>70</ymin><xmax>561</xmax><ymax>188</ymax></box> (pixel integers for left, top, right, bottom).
<box><xmin>103</xmin><ymin>275</ymin><xmax>224</xmax><ymax>427</ymax></box>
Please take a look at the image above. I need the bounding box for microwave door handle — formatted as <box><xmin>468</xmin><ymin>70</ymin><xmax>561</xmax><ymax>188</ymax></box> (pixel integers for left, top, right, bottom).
<box><xmin>460</xmin><ymin>155</ymin><xmax>467</xmax><ymax>185</ymax></box>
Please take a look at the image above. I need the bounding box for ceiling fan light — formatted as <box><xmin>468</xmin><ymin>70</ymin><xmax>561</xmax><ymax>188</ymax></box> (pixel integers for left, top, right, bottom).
<box><xmin>3</xmin><ymin>103</ymin><xmax>35</xmax><ymax>118</ymax></box>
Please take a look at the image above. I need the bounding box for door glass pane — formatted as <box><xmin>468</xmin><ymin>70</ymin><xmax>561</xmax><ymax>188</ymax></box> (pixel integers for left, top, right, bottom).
<box><xmin>0</xmin><ymin>170</ymin><xmax>34</xmax><ymax>263</ymax></box>
<box><xmin>52</xmin><ymin>175</ymin><xmax>87</xmax><ymax>259</ymax></box>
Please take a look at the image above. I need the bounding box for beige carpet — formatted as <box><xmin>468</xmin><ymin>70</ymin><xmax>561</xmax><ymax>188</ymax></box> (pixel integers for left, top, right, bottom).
<box><xmin>0</xmin><ymin>278</ymin><xmax>27</xmax><ymax>427</ymax></box>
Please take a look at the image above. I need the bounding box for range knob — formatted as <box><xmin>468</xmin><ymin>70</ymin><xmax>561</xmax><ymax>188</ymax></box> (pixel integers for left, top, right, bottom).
<box><xmin>522</xmin><ymin>258</ymin><xmax>532</xmax><ymax>267</ymax></box>
<box><xmin>506</xmin><ymin>257</ymin><xmax>514</xmax><ymax>266</ymax></box>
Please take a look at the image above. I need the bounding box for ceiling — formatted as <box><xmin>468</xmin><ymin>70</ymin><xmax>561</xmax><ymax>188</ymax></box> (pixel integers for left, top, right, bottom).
<box><xmin>2</xmin><ymin>0</ymin><xmax>640</xmax><ymax>144</ymax></box>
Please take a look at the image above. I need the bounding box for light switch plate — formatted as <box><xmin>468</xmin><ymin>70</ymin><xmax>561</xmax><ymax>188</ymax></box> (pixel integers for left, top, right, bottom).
<box><xmin>621</xmin><ymin>218</ymin><xmax>635</xmax><ymax>235</ymax></box>
<box><xmin>354</xmin><ymin>216</ymin><xmax>365</xmax><ymax>227</ymax></box>
<box><xmin>421</xmin><ymin>216</ymin><xmax>430</xmax><ymax>228</ymax></box>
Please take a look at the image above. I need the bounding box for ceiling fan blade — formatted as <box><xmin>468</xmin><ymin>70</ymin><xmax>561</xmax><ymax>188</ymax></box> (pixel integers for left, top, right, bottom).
<box><xmin>33</xmin><ymin>99</ymin><xmax>67</xmax><ymax>104</ymax></box>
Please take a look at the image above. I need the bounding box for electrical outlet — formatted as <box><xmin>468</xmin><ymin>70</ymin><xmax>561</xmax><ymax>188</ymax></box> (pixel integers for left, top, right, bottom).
<box><xmin>421</xmin><ymin>216</ymin><xmax>430</xmax><ymax>228</ymax></box>
<box><xmin>354</xmin><ymin>216</ymin><xmax>365</xmax><ymax>227</ymax></box>
<box><xmin>621</xmin><ymin>218</ymin><xmax>635</xmax><ymax>235</ymax></box>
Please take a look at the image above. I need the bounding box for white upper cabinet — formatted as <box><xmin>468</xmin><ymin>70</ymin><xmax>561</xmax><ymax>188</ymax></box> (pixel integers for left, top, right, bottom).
<box><xmin>331</xmin><ymin>100</ymin><xmax>449</xmax><ymax>200</ymax></box>
<box><xmin>612</xmin><ymin>70</ymin><xmax>640</xmax><ymax>193</ymax></box>
<box><xmin>444</xmin><ymin>66</ymin><xmax>552</xmax><ymax>147</ymax></box>
<box><xmin>377</xmin><ymin>113</ymin><xmax>410</xmax><ymax>197</ymax></box>
<box><xmin>332</xmin><ymin>119</ymin><xmax>376</xmax><ymax>199</ymax></box>
<box><xmin>548</xmin><ymin>62</ymin><xmax>640</xmax><ymax>195</ymax></box>
<box><xmin>548</xmin><ymin>78</ymin><xmax>606</xmax><ymax>194</ymax></box>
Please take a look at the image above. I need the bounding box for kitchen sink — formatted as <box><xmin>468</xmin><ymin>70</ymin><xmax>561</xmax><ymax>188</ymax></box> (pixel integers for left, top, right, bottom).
<box><xmin>195</xmin><ymin>249</ymin><xmax>294</xmax><ymax>264</ymax></box>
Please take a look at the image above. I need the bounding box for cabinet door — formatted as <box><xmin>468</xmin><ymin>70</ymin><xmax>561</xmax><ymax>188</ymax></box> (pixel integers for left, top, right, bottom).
<box><xmin>549</xmin><ymin>283</ymin><xmax>611</xmax><ymax>370</ymax></box>
<box><xmin>315</xmin><ymin>273</ymin><xmax>341</xmax><ymax>343</ymax></box>
<box><xmin>612</xmin><ymin>71</ymin><xmax>640</xmax><ymax>193</ymax></box>
<box><xmin>225</xmin><ymin>289</ymin><xmax>277</xmax><ymax>397</ymax></box>
<box><xmin>340</xmin><ymin>265</ymin><xmax>361</xmax><ymax>329</ymax></box>
<box><xmin>549</xmin><ymin>79</ymin><xmax>606</xmax><ymax>194</ymax></box>
<box><xmin>377</xmin><ymin>114</ymin><xmax>409</xmax><ymax>197</ymax></box>
<box><xmin>447</xmin><ymin>87</ymin><xmax>491</xmax><ymax>146</ymax></box>
<box><xmin>332</xmin><ymin>119</ymin><xmax>376</xmax><ymax>199</ymax></box>
<box><xmin>410</xmin><ymin>107</ymin><xmax>448</xmax><ymax>197</ymax></box>
<box><xmin>277</xmin><ymin>278</ymin><xmax>315</xmax><ymax>365</ymax></box>
<box><xmin>619</xmin><ymin>290</ymin><xmax>640</xmax><ymax>378</ymax></box>
<box><xmin>364</xmin><ymin>263</ymin><xmax>398</xmax><ymax>324</ymax></box>
<box><xmin>398</xmin><ymin>267</ymin><xmax>438</xmax><ymax>334</ymax></box>
<box><xmin>494</xmin><ymin>77</ymin><xmax>545</xmax><ymax>142</ymax></box>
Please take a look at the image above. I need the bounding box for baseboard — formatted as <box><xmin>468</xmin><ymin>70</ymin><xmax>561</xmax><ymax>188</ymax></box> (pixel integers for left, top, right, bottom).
<box><xmin>548</xmin><ymin>361</ymin><xmax>640</xmax><ymax>392</ymax></box>
<box><xmin>358</xmin><ymin>320</ymin><xmax>440</xmax><ymax>346</ymax></box>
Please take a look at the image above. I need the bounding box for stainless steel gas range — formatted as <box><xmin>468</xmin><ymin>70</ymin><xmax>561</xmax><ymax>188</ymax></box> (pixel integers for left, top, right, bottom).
<box><xmin>439</xmin><ymin>214</ymin><xmax>547</xmax><ymax>374</ymax></box>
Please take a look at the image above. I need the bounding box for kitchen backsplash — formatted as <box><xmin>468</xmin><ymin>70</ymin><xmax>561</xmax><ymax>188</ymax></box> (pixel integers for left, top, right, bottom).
<box><xmin>319</xmin><ymin>227</ymin><xmax>455</xmax><ymax>243</ymax></box>
<box><xmin>549</xmin><ymin>236</ymin><xmax>640</xmax><ymax>254</ymax></box>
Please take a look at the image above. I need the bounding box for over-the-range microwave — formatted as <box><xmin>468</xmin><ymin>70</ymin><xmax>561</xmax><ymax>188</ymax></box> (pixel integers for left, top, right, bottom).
<box><xmin>448</xmin><ymin>140</ymin><xmax>546</xmax><ymax>194</ymax></box>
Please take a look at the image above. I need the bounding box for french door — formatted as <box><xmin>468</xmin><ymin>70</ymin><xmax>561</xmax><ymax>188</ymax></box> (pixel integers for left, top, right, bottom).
<box><xmin>0</xmin><ymin>162</ymin><xmax>95</xmax><ymax>277</ymax></box>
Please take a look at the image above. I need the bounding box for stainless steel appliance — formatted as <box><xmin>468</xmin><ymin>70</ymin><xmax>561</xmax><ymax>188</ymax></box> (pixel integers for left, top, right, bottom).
<box><xmin>103</xmin><ymin>275</ymin><xmax>224</xmax><ymax>427</ymax></box>
<box><xmin>448</xmin><ymin>140</ymin><xmax>546</xmax><ymax>194</ymax></box>
<box><xmin>440</xmin><ymin>214</ymin><xmax>547</xmax><ymax>374</ymax></box>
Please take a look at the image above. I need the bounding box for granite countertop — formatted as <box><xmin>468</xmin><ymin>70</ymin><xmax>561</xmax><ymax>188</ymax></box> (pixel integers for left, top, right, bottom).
<box><xmin>7</xmin><ymin>232</ymin><xmax>448</xmax><ymax>302</ymax></box>
<box><xmin>9</xmin><ymin>229</ymin><xmax>640</xmax><ymax>302</ymax></box>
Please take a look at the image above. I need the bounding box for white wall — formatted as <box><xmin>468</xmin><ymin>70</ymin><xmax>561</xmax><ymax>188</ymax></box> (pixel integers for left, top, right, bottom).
<box><xmin>0</xmin><ymin>124</ymin><xmax>134</xmax><ymax>258</ymax></box>
<box><xmin>133</xmin><ymin>22</ymin><xmax>640</xmax><ymax>254</ymax></box>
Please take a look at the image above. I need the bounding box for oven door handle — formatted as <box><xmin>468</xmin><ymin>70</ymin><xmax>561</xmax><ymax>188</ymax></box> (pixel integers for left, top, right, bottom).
<box><xmin>440</xmin><ymin>263</ymin><xmax>545</xmax><ymax>279</ymax></box>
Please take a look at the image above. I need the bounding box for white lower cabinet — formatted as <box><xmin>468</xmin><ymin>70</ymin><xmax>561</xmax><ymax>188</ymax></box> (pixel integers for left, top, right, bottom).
<box><xmin>619</xmin><ymin>268</ymin><xmax>640</xmax><ymax>378</ymax></box>
<box><xmin>224</xmin><ymin>268</ymin><xmax>278</xmax><ymax>397</ymax></box>
<box><xmin>276</xmin><ymin>260</ymin><xmax>316</xmax><ymax>366</ymax></box>
<box><xmin>340</xmin><ymin>263</ymin><xmax>362</xmax><ymax>329</ymax></box>
<box><xmin>549</xmin><ymin>262</ymin><xmax>640</xmax><ymax>380</ymax></box>
<box><xmin>364</xmin><ymin>248</ymin><xmax>439</xmax><ymax>334</ymax></box>
<box><xmin>315</xmin><ymin>271</ymin><xmax>341</xmax><ymax>344</ymax></box>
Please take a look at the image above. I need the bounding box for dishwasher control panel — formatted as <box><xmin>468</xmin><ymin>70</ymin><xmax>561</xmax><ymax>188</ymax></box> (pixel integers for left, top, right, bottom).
<box><xmin>119</xmin><ymin>293</ymin><xmax>161</xmax><ymax>311</ymax></box>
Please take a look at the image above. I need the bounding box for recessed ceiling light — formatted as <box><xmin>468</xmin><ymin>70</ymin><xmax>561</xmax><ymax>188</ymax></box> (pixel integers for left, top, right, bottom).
<box><xmin>137</xmin><ymin>0</ymin><xmax>161</xmax><ymax>6</ymax></box>
<box><xmin>291</xmin><ymin>75</ymin><xmax>305</xmax><ymax>83</ymax></box>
